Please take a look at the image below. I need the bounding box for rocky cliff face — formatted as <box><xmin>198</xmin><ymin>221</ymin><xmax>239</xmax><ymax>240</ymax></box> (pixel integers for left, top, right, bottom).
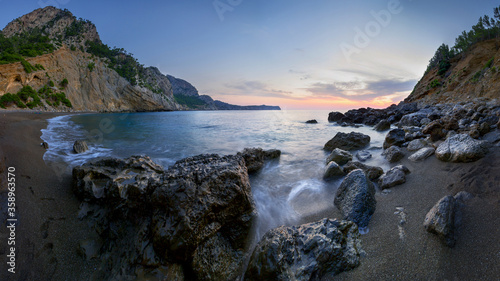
<box><xmin>406</xmin><ymin>38</ymin><xmax>500</xmax><ymax>106</ymax></box>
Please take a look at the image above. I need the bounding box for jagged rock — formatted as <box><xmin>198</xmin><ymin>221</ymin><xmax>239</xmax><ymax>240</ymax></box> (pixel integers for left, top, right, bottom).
<box><xmin>407</xmin><ymin>139</ymin><xmax>428</xmax><ymax>151</ymax></box>
<box><xmin>422</xmin><ymin>120</ymin><xmax>446</xmax><ymax>142</ymax></box>
<box><xmin>383</xmin><ymin>128</ymin><xmax>405</xmax><ymax>149</ymax></box>
<box><xmin>41</xmin><ymin>141</ymin><xmax>49</xmax><ymax>149</ymax></box>
<box><xmin>355</xmin><ymin>150</ymin><xmax>372</xmax><ymax>162</ymax></box>
<box><xmin>423</xmin><ymin>195</ymin><xmax>457</xmax><ymax>247</ymax></box>
<box><xmin>326</xmin><ymin>148</ymin><xmax>353</xmax><ymax>165</ymax></box>
<box><xmin>435</xmin><ymin>134</ymin><xmax>489</xmax><ymax>162</ymax></box>
<box><xmin>323</xmin><ymin>161</ymin><xmax>345</xmax><ymax>179</ymax></box>
<box><xmin>383</xmin><ymin>145</ymin><xmax>405</xmax><ymax>163</ymax></box>
<box><xmin>73</xmin><ymin>140</ymin><xmax>88</xmax><ymax>154</ymax></box>
<box><xmin>245</xmin><ymin>219</ymin><xmax>362</xmax><ymax>280</ymax></box>
<box><xmin>342</xmin><ymin>161</ymin><xmax>383</xmax><ymax>180</ymax></box>
<box><xmin>334</xmin><ymin>169</ymin><xmax>376</xmax><ymax>228</ymax></box>
<box><xmin>328</xmin><ymin>111</ymin><xmax>345</xmax><ymax>122</ymax></box>
<box><xmin>324</xmin><ymin>132</ymin><xmax>370</xmax><ymax>151</ymax></box>
<box><xmin>378</xmin><ymin>165</ymin><xmax>410</xmax><ymax>190</ymax></box>
<box><xmin>408</xmin><ymin>147</ymin><xmax>435</xmax><ymax>162</ymax></box>
<box><xmin>306</xmin><ymin>119</ymin><xmax>318</xmax><ymax>124</ymax></box>
<box><xmin>237</xmin><ymin>148</ymin><xmax>281</xmax><ymax>174</ymax></box>
<box><xmin>373</xmin><ymin>119</ymin><xmax>391</xmax><ymax>131</ymax></box>
<box><xmin>399</xmin><ymin>112</ymin><xmax>428</xmax><ymax>127</ymax></box>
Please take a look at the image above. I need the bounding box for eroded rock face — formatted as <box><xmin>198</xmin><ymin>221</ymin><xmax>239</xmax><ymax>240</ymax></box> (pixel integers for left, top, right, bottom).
<box><xmin>237</xmin><ymin>148</ymin><xmax>281</xmax><ymax>174</ymax></box>
<box><xmin>324</xmin><ymin>132</ymin><xmax>370</xmax><ymax>151</ymax></box>
<box><xmin>245</xmin><ymin>219</ymin><xmax>362</xmax><ymax>281</ymax></box>
<box><xmin>423</xmin><ymin>195</ymin><xmax>457</xmax><ymax>247</ymax></box>
<box><xmin>334</xmin><ymin>169</ymin><xmax>376</xmax><ymax>228</ymax></box>
<box><xmin>73</xmin><ymin>153</ymin><xmax>258</xmax><ymax>280</ymax></box>
<box><xmin>435</xmin><ymin>134</ymin><xmax>489</xmax><ymax>162</ymax></box>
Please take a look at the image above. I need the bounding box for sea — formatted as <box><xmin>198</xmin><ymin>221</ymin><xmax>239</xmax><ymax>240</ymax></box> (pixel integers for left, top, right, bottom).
<box><xmin>41</xmin><ymin>110</ymin><xmax>392</xmax><ymax>238</ymax></box>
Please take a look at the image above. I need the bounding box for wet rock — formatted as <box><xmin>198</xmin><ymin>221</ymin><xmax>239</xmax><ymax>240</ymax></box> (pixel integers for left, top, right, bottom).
<box><xmin>245</xmin><ymin>219</ymin><xmax>362</xmax><ymax>280</ymax></box>
<box><xmin>423</xmin><ymin>195</ymin><xmax>457</xmax><ymax>247</ymax></box>
<box><xmin>328</xmin><ymin>111</ymin><xmax>345</xmax><ymax>122</ymax></box>
<box><xmin>324</xmin><ymin>132</ymin><xmax>370</xmax><ymax>151</ymax></box>
<box><xmin>306</xmin><ymin>119</ymin><xmax>318</xmax><ymax>124</ymax></box>
<box><xmin>408</xmin><ymin>147</ymin><xmax>435</xmax><ymax>162</ymax></box>
<box><xmin>374</xmin><ymin>119</ymin><xmax>391</xmax><ymax>131</ymax></box>
<box><xmin>41</xmin><ymin>141</ymin><xmax>49</xmax><ymax>149</ymax></box>
<box><xmin>334</xmin><ymin>169</ymin><xmax>376</xmax><ymax>228</ymax></box>
<box><xmin>435</xmin><ymin>134</ymin><xmax>489</xmax><ymax>162</ymax></box>
<box><xmin>378</xmin><ymin>165</ymin><xmax>410</xmax><ymax>190</ymax></box>
<box><xmin>326</xmin><ymin>148</ymin><xmax>353</xmax><ymax>165</ymax></box>
<box><xmin>383</xmin><ymin>128</ymin><xmax>405</xmax><ymax>149</ymax></box>
<box><xmin>342</xmin><ymin>161</ymin><xmax>383</xmax><ymax>180</ymax></box>
<box><xmin>73</xmin><ymin>140</ymin><xmax>88</xmax><ymax>154</ymax></box>
<box><xmin>383</xmin><ymin>145</ymin><xmax>405</xmax><ymax>163</ymax></box>
<box><xmin>422</xmin><ymin>120</ymin><xmax>446</xmax><ymax>142</ymax></box>
<box><xmin>237</xmin><ymin>147</ymin><xmax>281</xmax><ymax>174</ymax></box>
<box><xmin>355</xmin><ymin>150</ymin><xmax>372</xmax><ymax>162</ymax></box>
<box><xmin>407</xmin><ymin>139</ymin><xmax>428</xmax><ymax>151</ymax></box>
<box><xmin>323</xmin><ymin>161</ymin><xmax>345</xmax><ymax>179</ymax></box>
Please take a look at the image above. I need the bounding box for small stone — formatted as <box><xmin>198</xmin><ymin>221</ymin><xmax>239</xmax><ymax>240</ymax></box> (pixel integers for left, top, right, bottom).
<box><xmin>73</xmin><ymin>140</ymin><xmax>88</xmax><ymax>154</ymax></box>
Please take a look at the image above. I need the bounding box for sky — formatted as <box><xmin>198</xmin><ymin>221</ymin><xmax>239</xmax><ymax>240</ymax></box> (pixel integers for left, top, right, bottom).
<box><xmin>0</xmin><ymin>0</ymin><xmax>498</xmax><ymax>110</ymax></box>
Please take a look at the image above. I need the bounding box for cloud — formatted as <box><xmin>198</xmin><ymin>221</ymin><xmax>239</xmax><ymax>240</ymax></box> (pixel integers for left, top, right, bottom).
<box><xmin>223</xmin><ymin>80</ymin><xmax>303</xmax><ymax>100</ymax></box>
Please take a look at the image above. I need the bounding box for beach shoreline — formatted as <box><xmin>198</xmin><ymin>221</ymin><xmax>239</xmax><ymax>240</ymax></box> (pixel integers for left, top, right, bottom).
<box><xmin>0</xmin><ymin>111</ymin><xmax>499</xmax><ymax>280</ymax></box>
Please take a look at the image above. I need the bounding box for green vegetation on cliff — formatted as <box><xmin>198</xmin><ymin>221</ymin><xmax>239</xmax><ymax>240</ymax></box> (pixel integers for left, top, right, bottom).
<box><xmin>0</xmin><ymin>30</ymin><xmax>55</xmax><ymax>64</ymax></box>
<box><xmin>174</xmin><ymin>94</ymin><xmax>206</xmax><ymax>109</ymax></box>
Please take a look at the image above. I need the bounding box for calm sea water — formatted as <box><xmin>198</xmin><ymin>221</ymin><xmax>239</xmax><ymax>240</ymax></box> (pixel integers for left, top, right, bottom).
<box><xmin>41</xmin><ymin>110</ymin><xmax>391</xmax><ymax>237</ymax></box>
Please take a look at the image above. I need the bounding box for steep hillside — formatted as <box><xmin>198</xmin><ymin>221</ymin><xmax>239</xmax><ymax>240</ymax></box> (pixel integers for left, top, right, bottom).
<box><xmin>406</xmin><ymin>38</ymin><xmax>500</xmax><ymax>106</ymax></box>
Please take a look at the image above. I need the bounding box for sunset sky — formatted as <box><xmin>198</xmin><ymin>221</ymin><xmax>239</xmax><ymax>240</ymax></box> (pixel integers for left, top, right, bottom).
<box><xmin>1</xmin><ymin>0</ymin><xmax>498</xmax><ymax>110</ymax></box>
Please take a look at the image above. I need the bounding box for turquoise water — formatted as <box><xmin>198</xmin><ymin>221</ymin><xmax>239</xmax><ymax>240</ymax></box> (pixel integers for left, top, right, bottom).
<box><xmin>41</xmin><ymin>110</ymin><xmax>391</xmax><ymax>237</ymax></box>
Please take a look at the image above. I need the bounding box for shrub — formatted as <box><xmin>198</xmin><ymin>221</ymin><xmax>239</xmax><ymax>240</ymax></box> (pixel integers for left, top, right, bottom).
<box><xmin>60</xmin><ymin>78</ymin><xmax>69</xmax><ymax>88</ymax></box>
<box><xmin>88</xmin><ymin>61</ymin><xmax>95</xmax><ymax>72</ymax></box>
<box><xmin>21</xmin><ymin>59</ymin><xmax>35</xmax><ymax>73</ymax></box>
<box><xmin>485</xmin><ymin>57</ymin><xmax>494</xmax><ymax>69</ymax></box>
<box><xmin>429</xmin><ymin>79</ymin><xmax>442</xmax><ymax>89</ymax></box>
<box><xmin>48</xmin><ymin>80</ymin><xmax>54</xmax><ymax>87</ymax></box>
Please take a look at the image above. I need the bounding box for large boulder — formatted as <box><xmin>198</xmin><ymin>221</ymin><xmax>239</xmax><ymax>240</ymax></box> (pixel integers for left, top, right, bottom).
<box><xmin>237</xmin><ymin>147</ymin><xmax>281</xmax><ymax>174</ymax></box>
<box><xmin>328</xmin><ymin>111</ymin><xmax>346</xmax><ymax>122</ymax></box>
<box><xmin>423</xmin><ymin>195</ymin><xmax>457</xmax><ymax>247</ymax></box>
<box><xmin>399</xmin><ymin>112</ymin><xmax>428</xmax><ymax>127</ymax></box>
<box><xmin>383</xmin><ymin>128</ymin><xmax>405</xmax><ymax>149</ymax></box>
<box><xmin>342</xmin><ymin>161</ymin><xmax>384</xmax><ymax>180</ymax></box>
<box><xmin>373</xmin><ymin>119</ymin><xmax>391</xmax><ymax>131</ymax></box>
<box><xmin>324</xmin><ymin>132</ymin><xmax>371</xmax><ymax>151</ymax></box>
<box><xmin>323</xmin><ymin>161</ymin><xmax>345</xmax><ymax>179</ymax></box>
<box><xmin>245</xmin><ymin>219</ymin><xmax>362</xmax><ymax>280</ymax></box>
<box><xmin>326</xmin><ymin>148</ymin><xmax>353</xmax><ymax>165</ymax></box>
<box><xmin>334</xmin><ymin>169</ymin><xmax>376</xmax><ymax>228</ymax></box>
<box><xmin>408</xmin><ymin>147</ymin><xmax>435</xmax><ymax>162</ymax></box>
<box><xmin>435</xmin><ymin>134</ymin><xmax>489</xmax><ymax>162</ymax></box>
<box><xmin>73</xmin><ymin>140</ymin><xmax>88</xmax><ymax>154</ymax></box>
<box><xmin>422</xmin><ymin>120</ymin><xmax>446</xmax><ymax>142</ymax></box>
<box><xmin>383</xmin><ymin>145</ymin><xmax>405</xmax><ymax>163</ymax></box>
<box><xmin>378</xmin><ymin>165</ymin><xmax>410</xmax><ymax>190</ymax></box>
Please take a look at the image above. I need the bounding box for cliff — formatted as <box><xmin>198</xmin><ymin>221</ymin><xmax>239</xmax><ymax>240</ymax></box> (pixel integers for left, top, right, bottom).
<box><xmin>406</xmin><ymin>38</ymin><xmax>500</xmax><ymax>106</ymax></box>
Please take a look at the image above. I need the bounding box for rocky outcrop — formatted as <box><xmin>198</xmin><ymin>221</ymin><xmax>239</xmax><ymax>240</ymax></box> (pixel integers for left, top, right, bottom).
<box><xmin>326</xmin><ymin>148</ymin><xmax>353</xmax><ymax>165</ymax></box>
<box><xmin>435</xmin><ymin>134</ymin><xmax>489</xmax><ymax>162</ymax></box>
<box><xmin>334</xmin><ymin>169</ymin><xmax>376</xmax><ymax>228</ymax></box>
<box><xmin>72</xmin><ymin>153</ymin><xmax>257</xmax><ymax>280</ymax></box>
<box><xmin>245</xmin><ymin>219</ymin><xmax>362</xmax><ymax>280</ymax></box>
<box><xmin>306</xmin><ymin>119</ymin><xmax>318</xmax><ymax>124</ymax></box>
<box><xmin>237</xmin><ymin>148</ymin><xmax>281</xmax><ymax>174</ymax></box>
<box><xmin>378</xmin><ymin>165</ymin><xmax>410</xmax><ymax>190</ymax></box>
<box><xmin>324</xmin><ymin>132</ymin><xmax>370</xmax><ymax>151</ymax></box>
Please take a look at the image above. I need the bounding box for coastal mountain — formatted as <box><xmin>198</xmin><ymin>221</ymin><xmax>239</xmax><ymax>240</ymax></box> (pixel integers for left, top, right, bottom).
<box><xmin>0</xmin><ymin>7</ymin><xmax>280</xmax><ymax>112</ymax></box>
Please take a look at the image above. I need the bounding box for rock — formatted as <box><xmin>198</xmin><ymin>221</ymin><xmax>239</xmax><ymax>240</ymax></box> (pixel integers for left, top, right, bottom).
<box><xmin>342</xmin><ymin>161</ymin><xmax>384</xmax><ymax>180</ymax></box>
<box><xmin>355</xmin><ymin>150</ymin><xmax>372</xmax><ymax>162</ymax></box>
<box><xmin>245</xmin><ymin>219</ymin><xmax>362</xmax><ymax>280</ymax></box>
<box><xmin>383</xmin><ymin>145</ymin><xmax>405</xmax><ymax>163</ymax></box>
<box><xmin>334</xmin><ymin>169</ymin><xmax>376</xmax><ymax>228</ymax></box>
<box><xmin>454</xmin><ymin>191</ymin><xmax>474</xmax><ymax>202</ymax></box>
<box><xmin>306</xmin><ymin>119</ymin><xmax>318</xmax><ymax>124</ymax></box>
<box><xmin>408</xmin><ymin>147</ymin><xmax>435</xmax><ymax>162</ymax></box>
<box><xmin>435</xmin><ymin>134</ymin><xmax>489</xmax><ymax>162</ymax></box>
<box><xmin>326</xmin><ymin>148</ymin><xmax>353</xmax><ymax>165</ymax></box>
<box><xmin>483</xmin><ymin>131</ymin><xmax>500</xmax><ymax>144</ymax></box>
<box><xmin>423</xmin><ymin>195</ymin><xmax>457</xmax><ymax>247</ymax></box>
<box><xmin>323</xmin><ymin>161</ymin><xmax>345</xmax><ymax>179</ymax></box>
<box><xmin>323</xmin><ymin>132</ymin><xmax>370</xmax><ymax>151</ymax></box>
<box><xmin>399</xmin><ymin>112</ymin><xmax>427</xmax><ymax>127</ymax></box>
<box><xmin>378</xmin><ymin>165</ymin><xmax>410</xmax><ymax>190</ymax></box>
<box><xmin>41</xmin><ymin>141</ymin><xmax>49</xmax><ymax>149</ymax></box>
<box><xmin>237</xmin><ymin>147</ymin><xmax>281</xmax><ymax>174</ymax></box>
<box><xmin>407</xmin><ymin>139</ymin><xmax>428</xmax><ymax>151</ymax></box>
<box><xmin>422</xmin><ymin>120</ymin><xmax>446</xmax><ymax>142</ymax></box>
<box><xmin>383</xmin><ymin>128</ymin><xmax>405</xmax><ymax>149</ymax></box>
<box><xmin>478</xmin><ymin>121</ymin><xmax>491</xmax><ymax>136</ymax></box>
<box><xmin>78</xmin><ymin>239</ymin><xmax>102</xmax><ymax>260</ymax></box>
<box><xmin>328</xmin><ymin>111</ymin><xmax>346</xmax><ymax>122</ymax></box>
<box><xmin>73</xmin><ymin>140</ymin><xmax>88</xmax><ymax>153</ymax></box>
<box><xmin>373</xmin><ymin>120</ymin><xmax>391</xmax><ymax>131</ymax></box>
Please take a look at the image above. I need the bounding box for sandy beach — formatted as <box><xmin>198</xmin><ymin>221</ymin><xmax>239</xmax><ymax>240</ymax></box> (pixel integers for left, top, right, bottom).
<box><xmin>0</xmin><ymin>112</ymin><xmax>499</xmax><ymax>280</ymax></box>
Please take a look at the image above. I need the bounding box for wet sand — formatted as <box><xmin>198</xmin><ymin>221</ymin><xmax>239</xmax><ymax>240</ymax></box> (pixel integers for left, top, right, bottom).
<box><xmin>0</xmin><ymin>112</ymin><xmax>499</xmax><ymax>280</ymax></box>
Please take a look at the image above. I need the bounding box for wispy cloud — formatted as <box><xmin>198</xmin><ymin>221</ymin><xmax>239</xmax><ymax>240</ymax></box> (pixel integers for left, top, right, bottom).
<box><xmin>223</xmin><ymin>80</ymin><xmax>304</xmax><ymax>100</ymax></box>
